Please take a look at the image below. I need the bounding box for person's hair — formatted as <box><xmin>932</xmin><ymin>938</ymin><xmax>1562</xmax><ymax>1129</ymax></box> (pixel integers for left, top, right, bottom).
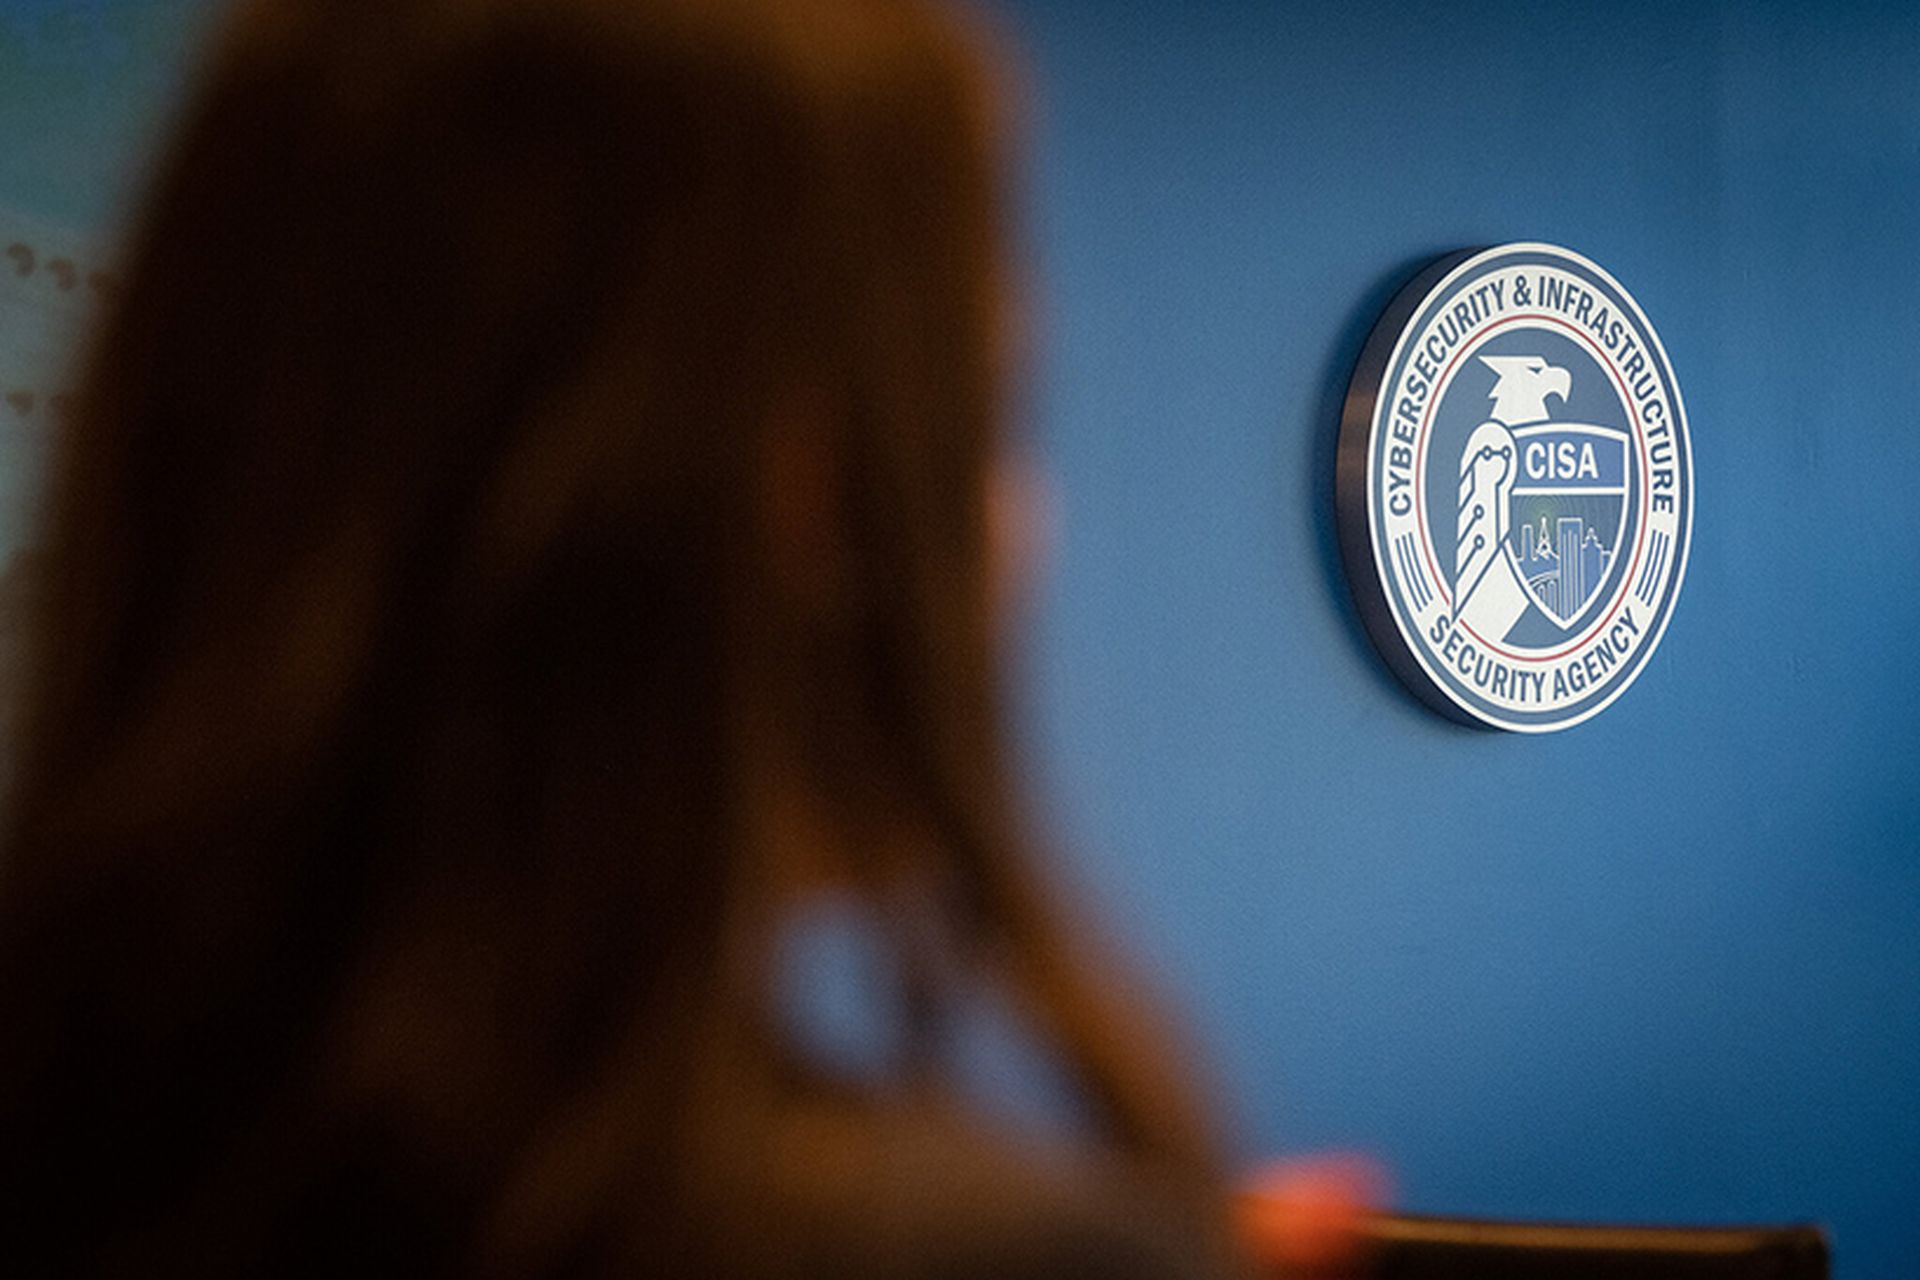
<box><xmin>0</xmin><ymin>0</ymin><xmax>1227</xmax><ymax>1273</ymax></box>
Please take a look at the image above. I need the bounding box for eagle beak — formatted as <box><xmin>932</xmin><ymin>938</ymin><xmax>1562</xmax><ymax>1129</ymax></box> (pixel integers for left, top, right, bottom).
<box><xmin>1546</xmin><ymin>365</ymin><xmax>1572</xmax><ymax>405</ymax></box>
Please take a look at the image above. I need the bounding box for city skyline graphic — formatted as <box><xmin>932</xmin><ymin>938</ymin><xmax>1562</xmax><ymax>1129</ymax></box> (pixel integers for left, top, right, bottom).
<box><xmin>1515</xmin><ymin>512</ymin><xmax>1613</xmax><ymax>624</ymax></box>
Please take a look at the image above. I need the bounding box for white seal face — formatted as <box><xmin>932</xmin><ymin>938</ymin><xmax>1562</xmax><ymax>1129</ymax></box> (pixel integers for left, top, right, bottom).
<box><xmin>1337</xmin><ymin>243</ymin><xmax>1693</xmax><ymax>732</ymax></box>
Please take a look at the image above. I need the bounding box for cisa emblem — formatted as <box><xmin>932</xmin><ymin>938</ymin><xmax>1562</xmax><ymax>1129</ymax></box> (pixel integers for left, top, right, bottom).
<box><xmin>1337</xmin><ymin>243</ymin><xmax>1693</xmax><ymax>731</ymax></box>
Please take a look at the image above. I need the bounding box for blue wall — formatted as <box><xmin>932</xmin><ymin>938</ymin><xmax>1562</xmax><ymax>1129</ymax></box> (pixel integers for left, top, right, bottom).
<box><xmin>1003</xmin><ymin>2</ymin><xmax>1919</xmax><ymax>1277</ymax></box>
<box><xmin>1</xmin><ymin>1</ymin><xmax>1915</xmax><ymax>1277</ymax></box>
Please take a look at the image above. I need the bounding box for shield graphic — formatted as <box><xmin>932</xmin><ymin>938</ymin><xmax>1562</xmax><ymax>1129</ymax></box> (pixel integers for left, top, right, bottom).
<box><xmin>1505</xmin><ymin>423</ymin><xmax>1630</xmax><ymax>628</ymax></box>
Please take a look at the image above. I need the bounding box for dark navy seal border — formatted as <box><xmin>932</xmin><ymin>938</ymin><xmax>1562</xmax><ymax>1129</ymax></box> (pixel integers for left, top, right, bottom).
<box><xmin>1337</xmin><ymin>249</ymin><xmax>1480</xmax><ymax>726</ymax></box>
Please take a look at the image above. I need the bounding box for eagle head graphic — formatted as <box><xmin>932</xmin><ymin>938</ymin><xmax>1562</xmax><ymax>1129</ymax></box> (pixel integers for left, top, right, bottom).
<box><xmin>1479</xmin><ymin>355</ymin><xmax>1571</xmax><ymax>427</ymax></box>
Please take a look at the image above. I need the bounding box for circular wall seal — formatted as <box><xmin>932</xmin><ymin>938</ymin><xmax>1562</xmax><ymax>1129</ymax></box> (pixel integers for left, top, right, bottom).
<box><xmin>1337</xmin><ymin>243</ymin><xmax>1693</xmax><ymax>732</ymax></box>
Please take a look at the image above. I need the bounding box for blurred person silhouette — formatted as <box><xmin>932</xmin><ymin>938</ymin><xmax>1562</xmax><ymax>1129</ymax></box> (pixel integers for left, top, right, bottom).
<box><xmin>0</xmin><ymin>0</ymin><xmax>1372</xmax><ymax>1275</ymax></box>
